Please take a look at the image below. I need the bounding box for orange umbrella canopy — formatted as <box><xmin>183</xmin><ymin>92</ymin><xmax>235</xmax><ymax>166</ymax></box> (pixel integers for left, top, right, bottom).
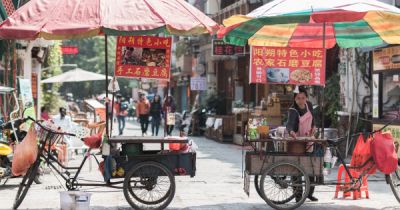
<box><xmin>0</xmin><ymin>0</ymin><xmax>219</xmax><ymax>40</ymax></box>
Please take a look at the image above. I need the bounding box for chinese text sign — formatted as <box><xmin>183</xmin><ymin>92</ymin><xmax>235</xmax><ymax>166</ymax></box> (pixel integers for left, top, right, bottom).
<box><xmin>250</xmin><ymin>46</ymin><xmax>326</xmax><ymax>85</ymax></box>
<box><xmin>115</xmin><ymin>36</ymin><xmax>172</xmax><ymax>80</ymax></box>
<box><xmin>212</xmin><ymin>39</ymin><xmax>244</xmax><ymax>56</ymax></box>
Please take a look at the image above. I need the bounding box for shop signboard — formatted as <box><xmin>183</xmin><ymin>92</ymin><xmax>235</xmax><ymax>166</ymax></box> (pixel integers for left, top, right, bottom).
<box><xmin>115</xmin><ymin>36</ymin><xmax>172</xmax><ymax>80</ymax></box>
<box><xmin>190</xmin><ymin>76</ymin><xmax>207</xmax><ymax>91</ymax></box>
<box><xmin>373</xmin><ymin>124</ymin><xmax>400</xmax><ymax>159</ymax></box>
<box><xmin>250</xmin><ymin>46</ymin><xmax>326</xmax><ymax>85</ymax></box>
<box><xmin>373</xmin><ymin>46</ymin><xmax>400</xmax><ymax>71</ymax></box>
<box><xmin>212</xmin><ymin>39</ymin><xmax>244</xmax><ymax>56</ymax></box>
<box><xmin>18</xmin><ymin>78</ymin><xmax>36</xmax><ymax>126</ymax></box>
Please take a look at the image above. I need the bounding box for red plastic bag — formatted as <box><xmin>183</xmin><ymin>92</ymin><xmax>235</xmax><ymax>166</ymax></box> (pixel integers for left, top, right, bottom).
<box><xmin>12</xmin><ymin>125</ymin><xmax>38</xmax><ymax>176</ymax></box>
<box><xmin>371</xmin><ymin>131</ymin><xmax>398</xmax><ymax>174</ymax></box>
<box><xmin>350</xmin><ymin>134</ymin><xmax>376</xmax><ymax>174</ymax></box>
<box><xmin>83</xmin><ymin>133</ymin><xmax>102</xmax><ymax>149</ymax></box>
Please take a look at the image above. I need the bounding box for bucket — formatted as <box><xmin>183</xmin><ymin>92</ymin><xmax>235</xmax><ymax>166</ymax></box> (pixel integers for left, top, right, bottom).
<box><xmin>60</xmin><ymin>191</ymin><xmax>91</xmax><ymax>210</ymax></box>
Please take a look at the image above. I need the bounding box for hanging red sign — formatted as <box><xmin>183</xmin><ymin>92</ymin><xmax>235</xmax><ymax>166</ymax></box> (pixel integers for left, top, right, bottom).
<box><xmin>250</xmin><ymin>46</ymin><xmax>326</xmax><ymax>85</ymax></box>
<box><xmin>61</xmin><ymin>46</ymin><xmax>79</xmax><ymax>55</ymax></box>
<box><xmin>115</xmin><ymin>36</ymin><xmax>172</xmax><ymax>80</ymax></box>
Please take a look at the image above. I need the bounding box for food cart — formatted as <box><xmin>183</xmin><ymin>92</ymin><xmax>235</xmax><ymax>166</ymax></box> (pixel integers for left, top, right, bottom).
<box><xmin>217</xmin><ymin>0</ymin><xmax>400</xmax><ymax>209</ymax></box>
<box><xmin>0</xmin><ymin>0</ymin><xmax>218</xmax><ymax>209</ymax></box>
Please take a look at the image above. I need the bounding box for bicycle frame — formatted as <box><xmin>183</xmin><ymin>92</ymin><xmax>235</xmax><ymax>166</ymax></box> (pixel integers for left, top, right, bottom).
<box><xmin>323</xmin><ymin>142</ymin><xmax>374</xmax><ymax>189</ymax></box>
<box><xmin>38</xmin><ymin>142</ymin><xmax>126</xmax><ymax>190</ymax></box>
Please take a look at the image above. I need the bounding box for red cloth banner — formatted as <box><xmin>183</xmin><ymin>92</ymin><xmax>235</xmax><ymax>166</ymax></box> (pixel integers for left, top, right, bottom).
<box><xmin>250</xmin><ymin>46</ymin><xmax>326</xmax><ymax>85</ymax></box>
<box><xmin>115</xmin><ymin>36</ymin><xmax>172</xmax><ymax>80</ymax></box>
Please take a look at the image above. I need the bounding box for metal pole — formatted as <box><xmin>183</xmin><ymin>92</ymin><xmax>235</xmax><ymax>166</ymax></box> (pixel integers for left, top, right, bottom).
<box><xmin>321</xmin><ymin>22</ymin><xmax>326</xmax><ymax>139</ymax></box>
<box><xmin>105</xmin><ymin>35</ymin><xmax>110</xmax><ymax>138</ymax></box>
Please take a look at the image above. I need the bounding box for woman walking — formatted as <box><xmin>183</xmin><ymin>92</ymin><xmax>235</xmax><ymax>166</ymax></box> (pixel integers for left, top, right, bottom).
<box><xmin>163</xmin><ymin>96</ymin><xmax>176</xmax><ymax>136</ymax></box>
<box><xmin>150</xmin><ymin>95</ymin><xmax>163</xmax><ymax>136</ymax></box>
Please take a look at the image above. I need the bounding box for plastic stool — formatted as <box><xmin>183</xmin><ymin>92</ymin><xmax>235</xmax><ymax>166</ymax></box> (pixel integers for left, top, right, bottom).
<box><xmin>334</xmin><ymin>164</ymin><xmax>369</xmax><ymax>200</ymax></box>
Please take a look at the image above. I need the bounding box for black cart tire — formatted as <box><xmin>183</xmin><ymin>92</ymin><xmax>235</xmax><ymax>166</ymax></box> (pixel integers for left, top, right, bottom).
<box><xmin>13</xmin><ymin>159</ymin><xmax>41</xmax><ymax>209</ymax></box>
<box><xmin>260</xmin><ymin>161</ymin><xmax>310</xmax><ymax>210</ymax></box>
<box><xmin>388</xmin><ymin>164</ymin><xmax>400</xmax><ymax>203</ymax></box>
<box><xmin>123</xmin><ymin>161</ymin><xmax>175</xmax><ymax>210</ymax></box>
<box><xmin>254</xmin><ymin>175</ymin><xmax>264</xmax><ymax>199</ymax></box>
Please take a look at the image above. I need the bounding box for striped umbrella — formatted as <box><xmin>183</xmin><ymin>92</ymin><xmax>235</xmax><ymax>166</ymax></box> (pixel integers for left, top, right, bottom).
<box><xmin>218</xmin><ymin>0</ymin><xmax>400</xmax><ymax>49</ymax></box>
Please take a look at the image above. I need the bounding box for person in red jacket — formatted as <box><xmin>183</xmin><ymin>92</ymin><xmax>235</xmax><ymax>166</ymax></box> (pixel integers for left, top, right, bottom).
<box><xmin>136</xmin><ymin>94</ymin><xmax>150</xmax><ymax>136</ymax></box>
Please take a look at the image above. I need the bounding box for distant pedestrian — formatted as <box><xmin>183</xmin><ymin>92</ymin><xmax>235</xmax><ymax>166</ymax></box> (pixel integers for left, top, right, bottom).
<box><xmin>40</xmin><ymin>106</ymin><xmax>50</xmax><ymax>121</ymax></box>
<box><xmin>115</xmin><ymin>95</ymin><xmax>128</xmax><ymax>135</ymax></box>
<box><xmin>163</xmin><ymin>96</ymin><xmax>176</xmax><ymax>136</ymax></box>
<box><xmin>150</xmin><ymin>95</ymin><xmax>163</xmax><ymax>136</ymax></box>
<box><xmin>136</xmin><ymin>94</ymin><xmax>150</xmax><ymax>136</ymax></box>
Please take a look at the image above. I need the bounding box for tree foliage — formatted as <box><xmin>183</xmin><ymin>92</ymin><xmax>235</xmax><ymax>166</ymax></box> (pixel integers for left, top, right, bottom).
<box><xmin>41</xmin><ymin>41</ymin><xmax>64</xmax><ymax>113</ymax></box>
<box><xmin>61</xmin><ymin>37</ymin><xmax>131</xmax><ymax>100</ymax></box>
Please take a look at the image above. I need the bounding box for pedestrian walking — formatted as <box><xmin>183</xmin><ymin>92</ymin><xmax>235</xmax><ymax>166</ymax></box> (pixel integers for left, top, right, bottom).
<box><xmin>150</xmin><ymin>95</ymin><xmax>163</xmax><ymax>136</ymax></box>
<box><xmin>136</xmin><ymin>93</ymin><xmax>150</xmax><ymax>136</ymax></box>
<box><xmin>115</xmin><ymin>95</ymin><xmax>128</xmax><ymax>135</ymax></box>
<box><xmin>163</xmin><ymin>95</ymin><xmax>176</xmax><ymax>136</ymax></box>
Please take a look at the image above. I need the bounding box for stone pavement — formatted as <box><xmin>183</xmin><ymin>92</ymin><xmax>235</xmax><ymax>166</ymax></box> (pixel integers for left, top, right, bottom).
<box><xmin>0</xmin><ymin>119</ymin><xmax>399</xmax><ymax>209</ymax></box>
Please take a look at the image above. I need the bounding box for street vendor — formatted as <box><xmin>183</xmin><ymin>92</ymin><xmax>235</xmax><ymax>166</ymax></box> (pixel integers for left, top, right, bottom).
<box><xmin>286</xmin><ymin>86</ymin><xmax>316</xmax><ymax>139</ymax></box>
<box><xmin>286</xmin><ymin>86</ymin><xmax>318</xmax><ymax>202</ymax></box>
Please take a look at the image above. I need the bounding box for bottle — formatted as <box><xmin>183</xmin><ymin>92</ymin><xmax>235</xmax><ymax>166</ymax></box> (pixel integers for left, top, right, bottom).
<box><xmin>323</xmin><ymin>147</ymin><xmax>332</xmax><ymax>175</ymax></box>
<box><xmin>102</xmin><ymin>134</ymin><xmax>110</xmax><ymax>156</ymax></box>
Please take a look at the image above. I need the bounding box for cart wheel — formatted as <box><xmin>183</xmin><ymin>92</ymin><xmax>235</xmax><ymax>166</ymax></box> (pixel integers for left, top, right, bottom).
<box><xmin>388</xmin><ymin>164</ymin><xmax>400</xmax><ymax>203</ymax></box>
<box><xmin>123</xmin><ymin>161</ymin><xmax>175</xmax><ymax>210</ymax></box>
<box><xmin>254</xmin><ymin>175</ymin><xmax>264</xmax><ymax>199</ymax></box>
<box><xmin>260</xmin><ymin>161</ymin><xmax>310</xmax><ymax>210</ymax></box>
<box><xmin>13</xmin><ymin>159</ymin><xmax>41</xmax><ymax>210</ymax></box>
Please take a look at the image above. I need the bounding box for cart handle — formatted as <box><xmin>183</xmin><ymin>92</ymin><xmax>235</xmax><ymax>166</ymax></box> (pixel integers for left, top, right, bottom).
<box><xmin>327</xmin><ymin>116</ymin><xmax>398</xmax><ymax>146</ymax></box>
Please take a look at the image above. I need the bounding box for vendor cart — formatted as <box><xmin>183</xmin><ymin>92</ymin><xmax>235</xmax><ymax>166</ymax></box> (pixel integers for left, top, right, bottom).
<box><xmin>0</xmin><ymin>1</ymin><xmax>218</xmax><ymax>210</ymax></box>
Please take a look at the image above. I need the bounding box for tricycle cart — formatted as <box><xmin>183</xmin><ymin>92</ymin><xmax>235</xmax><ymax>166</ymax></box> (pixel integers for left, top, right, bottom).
<box><xmin>244</xmin><ymin>126</ymin><xmax>400</xmax><ymax>210</ymax></box>
<box><xmin>12</xmin><ymin>117</ymin><xmax>196</xmax><ymax>210</ymax></box>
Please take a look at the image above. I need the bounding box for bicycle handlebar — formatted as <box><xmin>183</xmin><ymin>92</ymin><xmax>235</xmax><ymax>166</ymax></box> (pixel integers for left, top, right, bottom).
<box><xmin>327</xmin><ymin>116</ymin><xmax>398</xmax><ymax>146</ymax></box>
<box><xmin>1</xmin><ymin>116</ymin><xmax>76</xmax><ymax>137</ymax></box>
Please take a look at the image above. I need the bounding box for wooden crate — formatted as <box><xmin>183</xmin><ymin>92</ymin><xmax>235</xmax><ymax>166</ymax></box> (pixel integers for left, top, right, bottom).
<box><xmin>245</xmin><ymin>152</ymin><xmax>323</xmax><ymax>176</ymax></box>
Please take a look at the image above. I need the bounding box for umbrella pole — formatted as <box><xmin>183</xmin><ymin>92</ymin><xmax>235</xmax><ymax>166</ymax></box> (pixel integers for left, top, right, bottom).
<box><xmin>105</xmin><ymin>35</ymin><xmax>110</xmax><ymax>138</ymax></box>
<box><xmin>321</xmin><ymin>22</ymin><xmax>326</xmax><ymax>139</ymax></box>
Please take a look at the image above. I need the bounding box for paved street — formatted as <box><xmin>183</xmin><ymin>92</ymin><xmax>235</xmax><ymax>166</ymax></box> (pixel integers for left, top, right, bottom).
<box><xmin>0</xmin><ymin>120</ymin><xmax>399</xmax><ymax>210</ymax></box>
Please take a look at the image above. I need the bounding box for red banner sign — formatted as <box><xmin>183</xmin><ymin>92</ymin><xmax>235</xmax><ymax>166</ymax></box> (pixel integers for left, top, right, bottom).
<box><xmin>115</xmin><ymin>36</ymin><xmax>172</xmax><ymax>80</ymax></box>
<box><xmin>61</xmin><ymin>46</ymin><xmax>79</xmax><ymax>55</ymax></box>
<box><xmin>250</xmin><ymin>46</ymin><xmax>326</xmax><ymax>85</ymax></box>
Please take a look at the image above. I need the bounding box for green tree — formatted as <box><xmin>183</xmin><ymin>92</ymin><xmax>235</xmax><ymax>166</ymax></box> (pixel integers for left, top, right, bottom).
<box><xmin>41</xmin><ymin>41</ymin><xmax>64</xmax><ymax>113</ymax></box>
<box><xmin>61</xmin><ymin>37</ymin><xmax>131</xmax><ymax>99</ymax></box>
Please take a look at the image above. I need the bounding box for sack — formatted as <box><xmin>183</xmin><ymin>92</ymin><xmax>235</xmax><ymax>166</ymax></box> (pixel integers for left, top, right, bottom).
<box><xmin>166</xmin><ymin>112</ymin><xmax>175</xmax><ymax>125</ymax></box>
<box><xmin>83</xmin><ymin>133</ymin><xmax>102</xmax><ymax>149</ymax></box>
<box><xmin>350</xmin><ymin>134</ymin><xmax>376</xmax><ymax>174</ymax></box>
<box><xmin>371</xmin><ymin>131</ymin><xmax>398</xmax><ymax>174</ymax></box>
<box><xmin>12</xmin><ymin>125</ymin><xmax>38</xmax><ymax>176</ymax></box>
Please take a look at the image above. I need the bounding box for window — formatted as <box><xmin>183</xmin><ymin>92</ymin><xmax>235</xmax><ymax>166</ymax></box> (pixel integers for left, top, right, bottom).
<box><xmin>381</xmin><ymin>71</ymin><xmax>400</xmax><ymax>119</ymax></box>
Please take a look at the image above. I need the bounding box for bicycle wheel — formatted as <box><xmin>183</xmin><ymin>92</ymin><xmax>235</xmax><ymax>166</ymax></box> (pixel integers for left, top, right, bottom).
<box><xmin>13</xmin><ymin>159</ymin><xmax>41</xmax><ymax>210</ymax></box>
<box><xmin>123</xmin><ymin>161</ymin><xmax>175</xmax><ymax>210</ymax></box>
<box><xmin>254</xmin><ymin>175</ymin><xmax>263</xmax><ymax>199</ymax></box>
<box><xmin>260</xmin><ymin>161</ymin><xmax>310</xmax><ymax>210</ymax></box>
<box><xmin>388</xmin><ymin>163</ymin><xmax>400</xmax><ymax>203</ymax></box>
